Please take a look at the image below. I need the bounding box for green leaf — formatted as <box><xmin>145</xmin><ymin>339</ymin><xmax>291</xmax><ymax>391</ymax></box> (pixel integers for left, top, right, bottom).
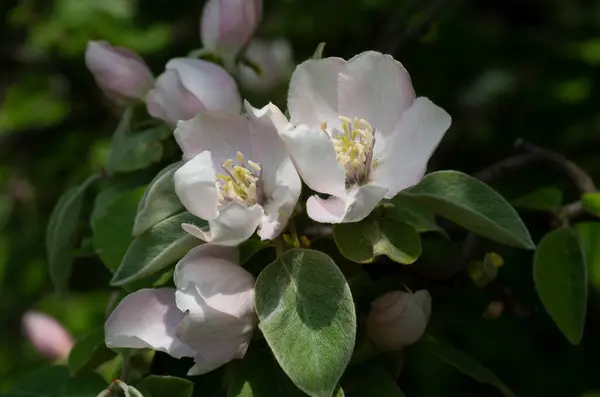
<box><xmin>582</xmin><ymin>192</ymin><xmax>600</xmax><ymax>217</ymax></box>
<box><xmin>342</xmin><ymin>361</ymin><xmax>405</xmax><ymax>397</ymax></box>
<box><xmin>406</xmin><ymin>170</ymin><xmax>535</xmax><ymax>249</ymax></box>
<box><xmin>7</xmin><ymin>366</ymin><xmax>107</xmax><ymax>397</ymax></box>
<box><xmin>91</xmin><ymin>178</ymin><xmax>147</xmax><ymax>229</ymax></box>
<box><xmin>575</xmin><ymin>222</ymin><xmax>600</xmax><ymax>290</ymax></box>
<box><xmin>334</xmin><ymin>216</ymin><xmax>421</xmax><ymax>264</ymax></box>
<box><xmin>414</xmin><ymin>337</ymin><xmax>516</xmax><ymax>397</ymax></box>
<box><xmin>533</xmin><ymin>227</ymin><xmax>587</xmax><ymax>344</ymax></box>
<box><xmin>47</xmin><ymin>174</ymin><xmax>100</xmax><ymax>294</ymax></box>
<box><xmin>68</xmin><ymin>327</ymin><xmax>116</xmax><ymax>376</ymax></box>
<box><xmin>93</xmin><ymin>188</ymin><xmax>145</xmax><ymax>272</ymax></box>
<box><xmin>133</xmin><ymin>162</ymin><xmax>184</xmax><ymax>237</ymax></box>
<box><xmin>511</xmin><ymin>187</ymin><xmax>563</xmax><ymax>212</ymax></box>
<box><xmin>137</xmin><ymin>376</ymin><xmax>194</xmax><ymax>397</ymax></box>
<box><xmin>385</xmin><ymin>194</ymin><xmax>444</xmax><ymax>234</ymax></box>
<box><xmin>254</xmin><ymin>249</ymin><xmax>356</xmax><ymax>397</ymax></box>
<box><xmin>312</xmin><ymin>42</ymin><xmax>326</xmax><ymax>59</ymax></box>
<box><xmin>111</xmin><ymin>212</ymin><xmax>204</xmax><ymax>286</ymax></box>
<box><xmin>106</xmin><ymin>108</ymin><xmax>170</xmax><ymax>175</ymax></box>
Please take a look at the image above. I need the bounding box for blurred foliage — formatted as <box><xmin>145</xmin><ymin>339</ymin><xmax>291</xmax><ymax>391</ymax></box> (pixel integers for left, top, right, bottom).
<box><xmin>3</xmin><ymin>0</ymin><xmax>600</xmax><ymax>396</ymax></box>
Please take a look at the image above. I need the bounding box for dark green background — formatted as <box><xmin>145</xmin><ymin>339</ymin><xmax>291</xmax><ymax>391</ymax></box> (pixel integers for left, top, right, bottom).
<box><xmin>2</xmin><ymin>0</ymin><xmax>600</xmax><ymax>395</ymax></box>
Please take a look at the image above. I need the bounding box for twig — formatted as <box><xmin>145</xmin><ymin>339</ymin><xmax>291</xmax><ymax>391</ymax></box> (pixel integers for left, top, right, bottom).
<box><xmin>515</xmin><ymin>139</ymin><xmax>596</xmax><ymax>193</ymax></box>
<box><xmin>452</xmin><ymin>140</ymin><xmax>595</xmax><ymax>275</ymax></box>
<box><xmin>473</xmin><ymin>153</ymin><xmax>543</xmax><ymax>183</ymax></box>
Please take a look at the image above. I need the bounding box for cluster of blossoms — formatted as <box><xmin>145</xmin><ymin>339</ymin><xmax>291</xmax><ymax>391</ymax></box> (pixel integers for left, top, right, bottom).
<box><xmin>83</xmin><ymin>0</ymin><xmax>450</xmax><ymax>376</ymax></box>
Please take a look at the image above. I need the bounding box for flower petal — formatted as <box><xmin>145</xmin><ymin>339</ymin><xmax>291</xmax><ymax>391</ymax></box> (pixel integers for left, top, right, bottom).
<box><xmin>176</xmin><ymin>309</ymin><xmax>253</xmax><ymax>375</ymax></box>
<box><xmin>279</xmin><ymin>124</ymin><xmax>346</xmax><ymax>198</ymax></box>
<box><xmin>372</xmin><ymin>97</ymin><xmax>451</xmax><ymax>198</ymax></box>
<box><xmin>244</xmin><ymin>101</ymin><xmax>299</xmax><ymax>197</ymax></box>
<box><xmin>245</xmin><ymin>101</ymin><xmax>301</xmax><ymax>239</ymax></box>
<box><xmin>288</xmin><ymin>57</ymin><xmax>345</xmax><ymax>130</ymax></box>
<box><xmin>174</xmin><ymin>151</ymin><xmax>218</xmax><ymax>220</ymax></box>
<box><xmin>146</xmin><ymin>69</ymin><xmax>206</xmax><ymax>127</ymax></box>
<box><xmin>306</xmin><ymin>183</ymin><xmax>388</xmax><ymax>224</ymax></box>
<box><xmin>338</xmin><ymin>51</ymin><xmax>415</xmax><ymax>135</ymax></box>
<box><xmin>174</xmin><ymin>112</ymin><xmax>252</xmax><ymax>165</ymax></box>
<box><xmin>174</xmin><ymin>245</ymin><xmax>251</xmax><ymax>305</ymax></box>
<box><xmin>167</xmin><ymin>58</ymin><xmax>241</xmax><ymax>114</ymax></box>
<box><xmin>257</xmin><ymin>185</ymin><xmax>296</xmax><ymax>240</ymax></box>
<box><xmin>183</xmin><ymin>202</ymin><xmax>262</xmax><ymax>246</ymax></box>
<box><xmin>104</xmin><ymin>289</ymin><xmax>194</xmax><ymax>359</ymax></box>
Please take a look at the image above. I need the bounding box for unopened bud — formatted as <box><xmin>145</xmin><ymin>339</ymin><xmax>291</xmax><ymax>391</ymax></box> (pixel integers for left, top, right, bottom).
<box><xmin>239</xmin><ymin>39</ymin><xmax>294</xmax><ymax>92</ymax></box>
<box><xmin>22</xmin><ymin>311</ymin><xmax>73</xmax><ymax>360</ymax></box>
<box><xmin>85</xmin><ymin>41</ymin><xmax>154</xmax><ymax>103</ymax></box>
<box><xmin>484</xmin><ymin>301</ymin><xmax>505</xmax><ymax>320</ymax></box>
<box><xmin>366</xmin><ymin>290</ymin><xmax>431</xmax><ymax>351</ymax></box>
<box><xmin>200</xmin><ymin>0</ymin><xmax>262</xmax><ymax>64</ymax></box>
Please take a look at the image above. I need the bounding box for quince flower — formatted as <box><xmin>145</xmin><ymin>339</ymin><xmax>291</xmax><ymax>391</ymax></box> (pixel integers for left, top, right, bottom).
<box><xmin>105</xmin><ymin>245</ymin><xmax>255</xmax><ymax>375</ymax></box>
<box><xmin>279</xmin><ymin>51</ymin><xmax>451</xmax><ymax>223</ymax></box>
<box><xmin>174</xmin><ymin>101</ymin><xmax>301</xmax><ymax>246</ymax></box>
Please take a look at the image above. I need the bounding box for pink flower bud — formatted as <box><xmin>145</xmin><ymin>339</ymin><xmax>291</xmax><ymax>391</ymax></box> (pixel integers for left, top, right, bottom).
<box><xmin>146</xmin><ymin>58</ymin><xmax>241</xmax><ymax>126</ymax></box>
<box><xmin>200</xmin><ymin>0</ymin><xmax>263</xmax><ymax>62</ymax></box>
<box><xmin>239</xmin><ymin>38</ymin><xmax>294</xmax><ymax>92</ymax></box>
<box><xmin>366</xmin><ymin>290</ymin><xmax>431</xmax><ymax>351</ymax></box>
<box><xmin>22</xmin><ymin>311</ymin><xmax>74</xmax><ymax>360</ymax></box>
<box><xmin>85</xmin><ymin>41</ymin><xmax>154</xmax><ymax>103</ymax></box>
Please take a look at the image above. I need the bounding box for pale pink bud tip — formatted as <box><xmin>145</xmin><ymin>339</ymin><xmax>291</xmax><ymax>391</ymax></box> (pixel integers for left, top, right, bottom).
<box><xmin>85</xmin><ymin>40</ymin><xmax>154</xmax><ymax>103</ymax></box>
<box><xmin>22</xmin><ymin>311</ymin><xmax>74</xmax><ymax>360</ymax></box>
<box><xmin>366</xmin><ymin>290</ymin><xmax>432</xmax><ymax>351</ymax></box>
<box><xmin>200</xmin><ymin>0</ymin><xmax>263</xmax><ymax>62</ymax></box>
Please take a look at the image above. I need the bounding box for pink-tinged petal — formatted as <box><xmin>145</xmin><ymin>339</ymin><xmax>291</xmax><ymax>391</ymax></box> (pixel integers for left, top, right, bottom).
<box><xmin>177</xmin><ymin>309</ymin><xmax>254</xmax><ymax>375</ymax></box>
<box><xmin>174</xmin><ymin>244</ymin><xmax>250</xmax><ymax>305</ymax></box>
<box><xmin>167</xmin><ymin>58</ymin><xmax>241</xmax><ymax>114</ymax></box>
<box><xmin>372</xmin><ymin>97</ymin><xmax>451</xmax><ymax>198</ymax></box>
<box><xmin>338</xmin><ymin>51</ymin><xmax>415</xmax><ymax>135</ymax></box>
<box><xmin>288</xmin><ymin>57</ymin><xmax>345</xmax><ymax>130</ymax></box>
<box><xmin>105</xmin><ymin>289</ymin><xmax>195</xmax><ymax>359</ymax></box>
<box><xmin>147</xmin><ymin>69</ymin><xmax>206</xmax><ymax>127</ymax></box>
<box><xmin>174</xmin><ymin>151</ymin><xmax>218</xmax><ymax>221</ymax></box>
<box><xmin>183</xmin><ymin>202</ymin><xmax>262</xmax><ymax>246</ymax></box>
<box><xmin>245</xmin><ymin>101</ymin><xmax>301</xmax><ymax>202</ymax></box>
<box><xmin>22</xmin><ymin>311</ymin><xmax>73</xmax><ymax>360</ymax></box>
<box><xmin>171</xmin><ymin>244</ymin><xmax>256</xmax><ymax>375</ymax></box>
<box><xmin>279</xmin><ymin>124</ymin><xmax>346</xmax><ymax>198</ymax></box>
<box><xmin>85</xmin><ymin>41</ymin><xmax>154</xmax><ymax>102</ymax></box>
<box><xmin>174</xmin><ymin>112</ymin><xmax>252</xmax><ymax>165</ymax></box>
<box><xmin>306</xmin><ymin>184</ymin><xmax>388</xmax><ymax>224</ymax></box>
<box><xmin>201</xmin><ymin>0</ymin><xmax>262</xmax><ymax>62</ymax></box>
<box><xmin>413</xmin><ymin>289</ymin><xmax>432</xmax><ymax>323</ymax></box>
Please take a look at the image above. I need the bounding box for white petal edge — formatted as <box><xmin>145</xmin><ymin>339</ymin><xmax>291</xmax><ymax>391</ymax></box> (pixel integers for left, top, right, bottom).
<box><xmin>338</xmin><ymin>51</ymin><xmax>415</xmax><ymax>135</ymax></box>
<box><xmin>287</xmin><ymin>57</ymin><xmax>345</xmax><ymax>130</ymax></box>
<box><xmin>104</xmin><ymin>288</ymin><xmax>194</xmax><ymax>359</ymax></box>
<box><xmin>279</xmin><ymin>124</ymin><xmax>346</xmax><ymax>198</ymax></box>
<box><xmin>306</xmin><ymin>183</ymin><xmax>388</xmax><ymax>224</ymax></box>
<box><xmin>372</xmin><ymin>97</ymin><xmax>451</xmax><ymax>198</ymax></box>
<box><xmin>174</xmin><ymin>151</ymin><xmax>218</xmax><ymax>220</ymax></box>
<box><xmin>182</xmin><ymin>202</ymin><xmax>262</xmax><ymax>246</ymax></box>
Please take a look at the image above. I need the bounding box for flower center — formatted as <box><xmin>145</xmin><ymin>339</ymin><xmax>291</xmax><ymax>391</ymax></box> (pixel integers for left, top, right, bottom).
<box><xmin>325</xmin><ymin>116</ymin><xmax>376</xmax><ymax>186</ymax></box>
<box><xmin>216</xmin><ymin>151</ymin><xmax>264</xmax><ymax>206</ymax></box>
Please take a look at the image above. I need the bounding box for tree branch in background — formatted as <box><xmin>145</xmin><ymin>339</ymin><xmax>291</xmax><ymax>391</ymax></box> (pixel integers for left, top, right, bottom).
<box><xmin>453</xmin><ymin>139</ymin><xmax>596</xmax><ymax>276</ymax></box>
